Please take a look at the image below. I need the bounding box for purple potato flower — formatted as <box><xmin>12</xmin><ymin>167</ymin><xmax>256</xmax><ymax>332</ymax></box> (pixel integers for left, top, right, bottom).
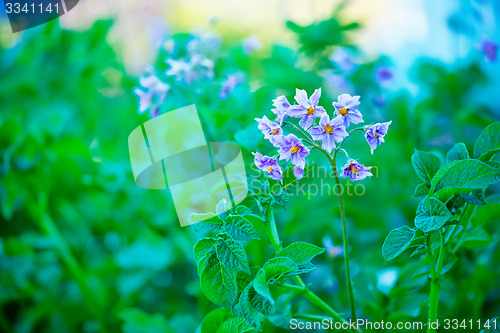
<box><xmin>333</xmin><ymin>94</ymin><xmax>364</xmax><ymax>128</ymax></box>
<box><xmin>340</xmin><ymin>160</ymin><xmax>372</xmax><ymax>182</ymax></box>
<box><xmin>375</xmin><ymin>66</ymin><xmax>393</xmax><ymax>84</ymax></box>
<box><xmin>288</xmin><ymin>88</ymin><xmax>326</xmax><ymax>129</ymax></box>
<box><xmin>219</xmin><ymin>74</ymin><xmax>243</xmax><ymax>99</ymax></box>
<box><xmin>365</xmin><ymin>121</ymin><xmax>392</xmax><ymax>154</ymax></box>
<box><xmin>329</xmin><ymin>48</ymin><xmax>355</xmax><ymax>72</ymax></box>
<box><xmin>253</xmin><ymin>152</ymin><xmax>283</xmax><ymax>182</ymax></box>
<box><xmin>133</xmin><ymin>68</ymin><xmax>170</xmax><ymax>115</ymax></box>
<box><xmin>308</xmin><ymin>114</ymin><xmax>349</xmax><ymax>153</ymax></box>
<box><xmin>272</xmin><ymin>95</ymin><xmax>291</xmax><ymax>125</ymax></box>
<box><xmin>255</xmin><ymin>116</ymin><xmax>283</xmax><ymax>146</ymax></box>
<box><xmin>479</xmin><ymin>37</ymin><xmax>498</xmax><ymax>62</ymax></box>
<box><xmin>165</xmin><ymin>54</ymin><xmax>214</xmax><ymax>84</ymax></box>
<box><xmin>276</xmin><ymin>134</ymin><xmax>310</xmax><ymax>180</ymax></box>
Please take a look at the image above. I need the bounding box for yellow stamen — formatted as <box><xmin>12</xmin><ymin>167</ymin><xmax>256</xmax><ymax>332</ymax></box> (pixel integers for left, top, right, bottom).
<box><xmin>324</xmin><ymin>125</ymin><xmax>333</xmax><ymax>135</ymax></box>
<box><xmin>349</xmin><ymin>163</ymin><xmax>358</xmax><ymax>175</ymax></box>
<box><xmin>374</xmin><ymin>132</ymin><xmax>379</xmax><ymax>138</ymax></box>
<box><xmin>306</xmin><ymin>106</ymin><xmax>315</xmax><ymax>115</ymax></box>
<box><xmin>271</xmin><ymin>128</ymin><xmax>280</xmax><ymax>135</ymax></box>
<box><xmin>268</xmin><ymin>166</ymin><xmax>273</xmax><ymax>172</ymax></box>
<box><xmin>290</xmin><ymin>146</ymin><xmax>301</xmax><ymax>155</ymax></box>
<box><xmin>339</xmin><ymin>107</ymin><xmax>348</xmax><ymax>116</ymax></box>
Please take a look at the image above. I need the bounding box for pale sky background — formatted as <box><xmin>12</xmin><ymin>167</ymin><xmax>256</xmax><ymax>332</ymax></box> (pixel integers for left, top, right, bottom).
<box><xmin>53</xmin><ymin>0</ymin><xmax>496</xmax><ymax>74</ymax></box>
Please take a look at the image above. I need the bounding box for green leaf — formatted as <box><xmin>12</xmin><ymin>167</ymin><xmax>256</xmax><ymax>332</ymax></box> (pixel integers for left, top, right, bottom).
<box><xmin>215</xmin><ymin>234</ymin><xmax>250</xmax><ymax>273</ymax></box>
<box><xmin>462</xmin><ymin>227</ymin><xmax>493</xmax><ymax>249</ymax></box>
<box><xmin>282</xmin><ymin>263</ymin><xmax>318</xmax><ymax>277</ymax></box>
<box><xmin>411</xmin><ymin>150</ymin><xmax>441</xmax><ymax>185</ymax></box>
<box><xmin>201</xmin><ymin>308</ymin><xmax>233</xmax><ymax>333</ymax></box>
<box><xmin>273</xmin><ymin>191</ymin><xmax>291</xmax><ymax>208</ymax></box>
<box><xmin>217</xmin><ymin>317</ymin><xmax>255</xmax><ymax>333</ymax></box>
<box><xmin>224</xmin><ymin>216</ymin><xmax>260</xmax><ymax>241</ymax></box>
<box><xmin>413</xmin><ymin>183</ymin><xmax>429</xmax><ymax>199</ymax></box>
<box><xmin>486</xmin><ymin>160</ymin><xmax>500</xmax><ymax>185</ymax></box>
<box><xmin>474</xmin><ymin>122</ymin><xmax>500</xmax><ymax>161</ymax></box>
<box><xmin>239</xmin><ymin>285</ymin><xmax>261</xmax><ymax>329</ymax></box>
<box><xmin>414</xmin><ymin>197</ymin><xmax>453</xmax><ymax>232</ymax></box>
<box><xmin>253</xmin><ymin>269</ymin><xmax>274</xmax><ymax>305</ymax></box>
<box><xmin>275</xmin><ymin>242</ymin><xmax>325</xmax><ymax>265</ymax></box>
<box><xmin>382</xmin><ymin>226</ymin><xmax>416</xmax><ymax>261</ymax></box>
<box><xmin>446</xmin><ymin>142</ymin><xmax>469</xmax><ymax>163</ymax></box>
<box><xmin>194</xmin><ymin>238</ymin><xmax>217</xmax><ymax>275</ymax></box>
<box><xmin>235</xmin><ymin>205</ymin><xmax>252</xmax><ymax>216</ymax></box>
<box><xmin>263</xmin><ymin>257</ymin><xmax>298</xmax><ymax>279</ymax></box>
<box><xmin>460</xmin><ymin>191</ymin><xmax>485</xmax><ymax>205</ymax></box>
<box><xmin>429</xmin><ymin>160</ymin><xmax>499</xmax><ymax>200</ymax></box>
<box><xmin>472</xmin><ymin>203</ymin><xmax>500</xmax><ymax>227</ymax></box>
<box><xmin>120</xmin><ymin>308</ymin><xmax>174</xmax><ymax>333</ymax></box>
<box><xmin>192</xmin><ymin>222</ymin><xmax>223</xmax><ymax>236</ymax></box>
<box><xmin>200</xmin><ymin>252</ymin><xmax>238</xmax><ymax>309</ymax></box>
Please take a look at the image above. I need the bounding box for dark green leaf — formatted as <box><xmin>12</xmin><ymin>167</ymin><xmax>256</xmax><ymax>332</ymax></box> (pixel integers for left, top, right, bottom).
<box><xmin>194</xmin><ymin>238</ymin><xmax>217</xmax><ymax>275</ymax></box>
<box><xmin>411</xmin><ymin>150</ymin><xmax>441</xmax><ymax>184</ymax></box>
<box><xmin>462</xmin><ymin>227</ymin><xmax>493</xmax><ymax>249</ymax></box>
<box><xmin>413</xmin><ymin>183</ymin><xmax>429</xmax><ymax>199</ymax></box>
<box><xmin>224</xmin><ymin>216</ymin><xmax>260</xmax><ymax>241</ymax></box>
<box><xmin>382</xmin><ymin>226</ymin><xmax>416</xmax><ymax>261</ymax></box>
<box><xmin>414</xmin><ymin>197</ymin><xmax>453</xmax><ymax>232</ymax></box>
<box><xmin>474</xmin><ymin>122</ymin><xmax>500</xmax><ymax>161</ymax></box>
<box><xmin>446</xmin><ymin>142</ymin><xmax>469</xmax><ymax>163</ymax></box>
<box><xmin>253</xmin><ymin>269</ymin><xmax>274</xmax><ymax>305</ymax></box>
<box><xmin>282</xmin><ymin>263</ymin><xmax>318</xmax><ymax>277</ymax></box>
<box><xmin>263</xmin><ymin>257</ymin><xmax>298</xmax><ymax>279</ymax></box>
<box><xmin>217</xmin><ymin>317</ymin><xmax>255</xmax><ymax>333</ymax></box>
<box><xmin>239</xmin><ymin>285</ymin><xmax>261</xmax><ymax>329</ymax></box>
<box><xmin>215</xmin><ymin>234</ymin><xmax>250</xmax><ymax>273</ymax></box>
<box><xmin>200</xmin><ymin>253</ymin><xmax>238</xmax><ymax>309</ymax></box>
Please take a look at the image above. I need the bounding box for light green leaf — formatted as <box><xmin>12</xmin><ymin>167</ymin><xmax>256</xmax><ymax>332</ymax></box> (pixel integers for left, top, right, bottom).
<box><xmin>216</xmin><ymin>234</ymin><xmax>250</xmax><ymax>273</ymax></box>
<box><xmin>276</xmin><ymin>242</ymin><xmax>325</xmax><ymax>265</ymax></box>
<box><xmin>200</xmin><ymin>253</ymin><xmax>238</xmax><ymax>309</ymax></box>
<box><xmin>429</xmin><ymin>160</ymin><xmax>499</xmax><ymax>200</ymax></box>
<box><xmin>253</xmin><ymin>269</ymin><xmax>274</xmax><ymax>305</ymax></box>
<box><xmin>194</xmin><ymin>238</ymin><xmax>217</xmax><ymax>275</ymax></box>
<box><xmin>224</xmin><ymin>216</ymin><xmax>260</xmax><ymax>240</ymax></box>
<box><xmin>263</xmin><ymin>257</ymin><xmax>298</xmax><ymax>279</ymax></box>
<box><xmin>282</xmin><ymin>263</ymin><xmax>318</xmax><ymax>277</ymax></box>
<box><xmin>474</xmin><ymin>122</ymin><xmax>500</xmax><ymax>161</ymax></box>
<box><xmin>486</xmin><ymin>160</ymin><xmax>500</xmax><ymax>185</ymax></box>
<box><xmin>235</xmin><ymin>205</ymin><xmax>252</xmax><ymax>216</ymax></box>
<box><xmin>411</xmin><ymin>150</ymin><xmax>441</xmax><ymax>184</ymax></box>
<box><xmin>463</xmin><ymin>227</ymin><xmax>494</xmax><ymax>249</ymax></box>
<box><xmin>413</xmin><ymin>183</ymin><xmax>429</xmax><ymax>199</ymax></box>
<box><xmin>446</xmin><ymin>142</ymin><xmax>469</xmax><ymax>163</ymax></box>
<box><xmin>382</xmin><ymin>226</ymin><xmax>416</xmax><ymax>261</ymax></box>
<box><xmin>201</xmin><ymin>308</ymin><xmax>233</xmax><ymax>333</ymax></box>
<box><xmin>217</xmin><ymin>317</ymin><xmax>255</xmax><ymax>333</ymax></box>
<box><xmin>414</xmin><ymin>197</ymin><xmax>453</xmax><ymax>232</ymax></box>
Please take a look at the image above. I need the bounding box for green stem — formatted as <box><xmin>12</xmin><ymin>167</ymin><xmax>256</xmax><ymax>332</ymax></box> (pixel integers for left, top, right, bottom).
<box><xmin>452</xmin><ymin>204</ymin><xmax>476</xmax><ymax>254</ymax></box>
<box><xmin>427</xmin><ymin>232</ymin><xmax>442</xmax><ymax>333</ymax></box>
<box><xmin>263</xmin><ymin>205</ymin><xmax>359</xmax><ymax>332</ymax></box>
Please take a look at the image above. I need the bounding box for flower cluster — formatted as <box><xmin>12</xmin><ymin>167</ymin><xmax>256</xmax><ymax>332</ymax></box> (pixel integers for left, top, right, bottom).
<box><xmin>254</xmin><ymin>88</ymin><xmax>392</xmax><ymax>183</ymax></box>
<box><xmin>133</xmin><ymin>67</ymin><xmax>170</xmax><ymax>116</ymax></box>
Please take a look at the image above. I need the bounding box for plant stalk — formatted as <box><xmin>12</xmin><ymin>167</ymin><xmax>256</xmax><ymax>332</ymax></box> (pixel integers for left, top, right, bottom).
<box><xmin>426</xmin><ymin>232</ymin><xmax>443</xmax><ymax>333</ymax></box>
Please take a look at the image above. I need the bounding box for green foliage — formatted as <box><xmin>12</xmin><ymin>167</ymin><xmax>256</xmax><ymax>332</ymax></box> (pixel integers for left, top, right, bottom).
<box><xmin>382</xmin><ymin>226</ymin><xmax>417</xmax><ymax>261</ymax></box>
<box><xmin>414</xmin><ymin>197</ymin><xmax>453</xmax><ymax>232</ymax></box>
<box><xmin>474</xmin><ymin>123</ymin><xmax>500</xmax><ymax>161</ymax></box>
<box><xmin>411</xmin><ymin>150</ymin><xmax>442</xmax><ymax>185</ymax></box>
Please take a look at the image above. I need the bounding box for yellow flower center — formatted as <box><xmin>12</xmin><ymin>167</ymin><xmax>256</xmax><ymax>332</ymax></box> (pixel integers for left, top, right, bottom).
<box><xmin>306</xmin><ymin>106</ymin><xmax>315</xmax><ymax>115</ymax></box>
<box><xmin>349</xmin><ymin>163</ymin><xmax>358</xmax><ymax>175</ymax></box>
<box><xmin>339</xmin><ymin>107</ymin><xmax>349</xmax><ymax>116</ymax></box>
<box><xmin>290</xmin><ymin>146</ymin><xmax>301</xmax><ymax>155</ymax></box>
<box><xmin>268</xmin><ymin>166</ymin><xmax>273</xmax><ymax>172</ymax></box>
<box><xmin>324</xmin><ymin>125</ymin><xmax>333</xmax><ymax>135</ymax></box>
<box><xmin>374</xmin><ymin>132</ymin><xmax>379</xmax><ymax>138</ymax></box>
<box><xmin>271</xmin><ymin>128</ymin><xmax>280</xmax><ymax>135</ymax></box>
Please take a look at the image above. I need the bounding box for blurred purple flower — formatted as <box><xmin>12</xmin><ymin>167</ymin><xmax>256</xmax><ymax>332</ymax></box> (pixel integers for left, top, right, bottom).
<box><xmin>253</xmin><ymin>152</ymin><xmax>283</xmax><ymax>182</ymax></box>
<box><xmin>243</xmin><ymin>35</ymin><xmax>262</xmax><ymax>55</ymax></box>
<box><xmin>133</xmin><ymin>67</ymin><xmax>169</xmax><ymax>115</ymax></box>
<box><xmin>276</xmin><ymin>134</ymin><xmax>310</xmax><ymax>179</ymax></box>
<box><xmin>324</xmin><ymin>72</ymin><xmax>352</xmax><ymax>93</ymax></box>
<box><xmin>219</xmin><ymin>74</ymin><xmax>243</xmax><ymax>99</ymax></box>
<box><xmin>329</xmin><ymin>48</ymin><xmax>355</xmax><ymax>71</ymax></box>
<box><xmin>255</xmin><ymin>116</ymin><xmax>283</xmax><ymax>146</ymax></box>
<box><xmin>308</xmin><ymin>114</ymin><xmax>348</xmax><ymax>153</ymax></box>
<box><xmin>479</xmin><ymin>37</ymin><xmax>498</xmax><ymax>62</ymax></box>
<box><xmin>165</xmin><ymin>54</ymin><xmax>214</xmax><ymax>84</ymax></box>
<box><xmin>187</xmin><ymin>31</ymin><xmax>222</xmax><ymax>55</ymax></box>
<box><xmin>375</xmin><ymin>66</ymin><xmax>393</xmax><ymax>84</ymax></box>
<box><xmin>340</xmin><ymin>160</ymin><xmax>372</xmax><ymax>182</ymax></box>
<box><xmin>365</xmin><ymin>121</ymin><xmax>392</xmax><ymax>154</ymax></box>
<box><xmin>272</xmin><ymin>95</ymin><xmax>291</xmax><ymax>125</ymax></box>
<box><xmin>288</xmin><ymin>88</ymin><xmax>326</xmax><ymax>129</ymax></box>
<box><xmin>333</xmin><ymin>94</ymin><xmax>363</xmax><ymax>128</ymax></box>
<box><xmin>322</xmin><ymin>236</ymin><xmax>343</xmax><ymax>258</ymax></box>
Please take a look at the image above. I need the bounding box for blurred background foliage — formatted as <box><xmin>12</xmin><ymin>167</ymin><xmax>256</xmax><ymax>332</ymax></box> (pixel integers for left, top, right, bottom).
<box><xmin>1</xmin><ymin>0</ymin><xmax>499</xmax><ymax>332</ymax></box>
